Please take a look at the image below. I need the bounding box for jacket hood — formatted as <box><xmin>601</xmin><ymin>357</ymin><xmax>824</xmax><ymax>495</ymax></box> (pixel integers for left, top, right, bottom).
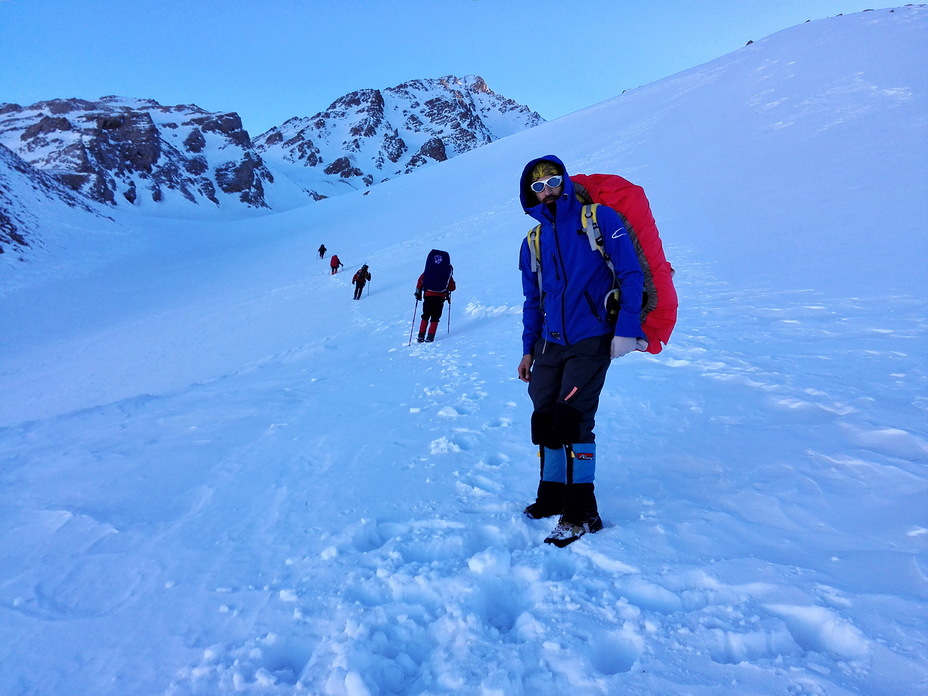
<box><xmin>520</xmin><ymin>155</ymin><xmax>578</xmax><ymax>222</ymax></box>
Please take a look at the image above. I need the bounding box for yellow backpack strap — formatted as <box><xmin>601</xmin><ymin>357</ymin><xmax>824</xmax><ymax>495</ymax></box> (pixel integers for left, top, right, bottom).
<box><xmin>581</xmin><ymin>204</ymin><xmax>615</xmax><ymax>268</ymax></box>
<box><xmin>580</xmin><ymin>204</ymin><xmax>603</xmax><ymax>253</ymax></box>
<box><xmin>527</xmin><ymin>225</ymin><xmax>541</xmax><ymax>271</ymax></box>
<box><xmin>581</xmin><ymin>204</ymin><xmax>620</xmax><ymax>320</ymax></box>
<box><xmin>526</xmin><ymin>224</ymin><xmax>544</xmax><ymax>291</ymax></box>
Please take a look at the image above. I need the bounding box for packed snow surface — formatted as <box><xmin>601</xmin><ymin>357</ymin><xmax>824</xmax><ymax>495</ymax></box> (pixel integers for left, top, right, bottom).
<box><xmin>0</xmin><ymin>7</ymin><xmax>925</xmax><ymax>696</ymax></box>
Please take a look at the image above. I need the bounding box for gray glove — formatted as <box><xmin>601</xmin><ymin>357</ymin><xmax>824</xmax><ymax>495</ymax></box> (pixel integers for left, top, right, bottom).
<box><xmin>610</xmin><ymin>336</ymin><xmax>637</xmax><ymax>359</ymax></box>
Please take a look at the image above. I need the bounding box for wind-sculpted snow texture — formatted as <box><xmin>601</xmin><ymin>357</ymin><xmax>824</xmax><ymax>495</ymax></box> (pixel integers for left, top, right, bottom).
<box><xmin>0</xmin><ymin>7</ymin><xmax>925</xmax><ymax>696</ymax></box>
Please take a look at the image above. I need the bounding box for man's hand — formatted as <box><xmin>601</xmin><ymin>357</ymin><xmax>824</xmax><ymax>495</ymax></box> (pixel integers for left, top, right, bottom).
<box><xmin>610</xmin><ymin>336</ymin><xmax>637</xmax><ymax>359</ymax></box>
<box><xmin>517</xmin><ymin>354</ymin><xmax>533</xmax><ymax>382</ymax></box>
<box><xmin>414</xmin><ymin>290</ymin><xmax>422</xmax><ymax>301</ymax></box>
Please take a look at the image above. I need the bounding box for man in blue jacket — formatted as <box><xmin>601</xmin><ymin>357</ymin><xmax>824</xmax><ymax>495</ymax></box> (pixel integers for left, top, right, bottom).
<box><xmin>517</xmin><ymin>155</ymin><xmax>644</xmax><ymax>547</ymax></box>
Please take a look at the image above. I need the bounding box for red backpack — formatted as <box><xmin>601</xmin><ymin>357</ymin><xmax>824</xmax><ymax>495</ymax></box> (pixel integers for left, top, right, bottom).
<box><xmin>574</xmin><ymin>173</ymin><xmax>676</xmax><ymax>354</ymax></box>
<box><xmin>527</xmin><ymin>174</ymin><xmax>677</xmax><ymax>354</ymax></box>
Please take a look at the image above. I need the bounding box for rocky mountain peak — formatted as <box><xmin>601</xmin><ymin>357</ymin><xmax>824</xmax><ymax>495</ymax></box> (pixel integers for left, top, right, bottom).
<box><xmin>253</xmin><ymin>74</ymin><xmax>543</xmax><ymax>199</ymax></box>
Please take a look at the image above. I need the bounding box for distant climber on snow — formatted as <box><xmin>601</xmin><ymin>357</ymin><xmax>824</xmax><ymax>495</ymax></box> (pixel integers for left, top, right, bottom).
<box><xmin>352</xmin><ymin>264</ymin><xmax>371</xmax><ymax>299</ymax></box>
<box><xmin>413</xmin><ymin>249</ymin><xmax>455</xmax><ymax>343</ymax></box>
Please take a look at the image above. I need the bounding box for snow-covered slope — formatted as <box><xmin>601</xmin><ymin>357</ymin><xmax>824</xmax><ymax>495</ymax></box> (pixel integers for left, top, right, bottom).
<box><xmin>0</xmin><ymin>7</ymin><xmax>925</xmax><ymax>696</ymax></box>
<box><xmin>253</xmin><ymin>75</ymin><xmax>544</xmax><ymax>199</ymax></box>
<box><xmin>0</xmin><ymin>141</ymin><xmax>120</xmax><ymax>286</ymax></box>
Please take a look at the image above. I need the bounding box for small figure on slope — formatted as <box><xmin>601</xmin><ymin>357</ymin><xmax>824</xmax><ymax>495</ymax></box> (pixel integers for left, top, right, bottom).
<box><xmin>352</xmin><ymin>264</ymin><xmax>371</xmax><ymax>300</ymax></box>
<box><xmin>414</xmin><ymin>249</ymin><xmax>455</xmax><ymax>343</ymax></box>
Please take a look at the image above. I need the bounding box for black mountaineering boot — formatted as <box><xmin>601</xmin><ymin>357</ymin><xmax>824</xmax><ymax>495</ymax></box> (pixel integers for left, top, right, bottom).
<box><xmin>523</xmin><ymin>480</ymin><xmax>566</xmax><ymax>519</ymax></box>
<box><xmin>523</xmin><ymin>447</ymin><xmax>567</xmax><ymax>519</ymax></box>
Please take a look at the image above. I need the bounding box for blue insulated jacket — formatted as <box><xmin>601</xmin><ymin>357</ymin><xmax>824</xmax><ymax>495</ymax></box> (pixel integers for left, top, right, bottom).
<box><xmin>519</xmin><ymin>155</ymin><xmax>644</xmax><ymax>355</ymax></box>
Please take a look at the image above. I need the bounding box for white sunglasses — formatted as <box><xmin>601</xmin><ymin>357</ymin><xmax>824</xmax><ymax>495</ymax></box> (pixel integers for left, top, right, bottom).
<box><xmin>530</xmin><ymin>175</ymin><xmax>563</xmax><ymax>193</ymax></box>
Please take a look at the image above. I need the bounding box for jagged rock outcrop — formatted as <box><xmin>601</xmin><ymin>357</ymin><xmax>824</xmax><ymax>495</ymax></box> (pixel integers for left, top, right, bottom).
<box><xmin>253</xmin><ymin>75</ymin><xmax>543</xmax><ymax>198</ymax></box>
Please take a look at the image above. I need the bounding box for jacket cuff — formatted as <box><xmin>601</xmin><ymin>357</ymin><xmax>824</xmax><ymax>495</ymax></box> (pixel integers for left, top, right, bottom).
<box><xmin>614</xmin><ymin>312</ymin><xmax>643</xmax><ymax>339</ymax></box>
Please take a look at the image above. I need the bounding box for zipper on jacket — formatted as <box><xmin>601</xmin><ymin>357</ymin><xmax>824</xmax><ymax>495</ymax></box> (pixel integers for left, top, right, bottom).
<box><xmin>551</xmin><ymin>219</ymin><xmax>571</xmax><ymax>345</ymax></box>
<box><xmin>584</xmin><ymin>291</ymin><xmax>602</xmax><ymax>322</ymax></box>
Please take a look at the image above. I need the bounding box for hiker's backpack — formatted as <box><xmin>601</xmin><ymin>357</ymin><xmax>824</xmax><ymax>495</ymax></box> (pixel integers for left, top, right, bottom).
<box><xmin>421</xmin><ymin>249</ymin><xmax>453</xmax><ymax>292</ymax></box>
<box><xmin>526</xmin><ymin>174</ymin><xmax>677</xmax><ymax>354</ymax></box>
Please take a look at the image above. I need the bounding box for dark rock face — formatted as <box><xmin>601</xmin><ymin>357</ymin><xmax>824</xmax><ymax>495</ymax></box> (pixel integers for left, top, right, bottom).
<box><xmin>22</xmin><ymin>115</ymin><xmax>72</xmax><ymax>140</ymax></box>
<box><xmin>216</xmin><ymin>153</ymin><xmax>270</xmax><ymax>206</ymax></box>
<box><xmin>324</xmin><ymin>156</ymin><xmax>365</xmax><ymax>178</ymax></box>
<box><xmin>0</xmin><ymin>97</ymin><xmax>273</xmax><ymax>209</ymax></box>
<box><xmin>183</xmin><ymin>128</ymin><xmax>206</xmax><ymax>153</ymax></box>
<box><xmin>405</xmin><ymin>137</ymin><xmax>448</xmax><ymax>173</ymax></box>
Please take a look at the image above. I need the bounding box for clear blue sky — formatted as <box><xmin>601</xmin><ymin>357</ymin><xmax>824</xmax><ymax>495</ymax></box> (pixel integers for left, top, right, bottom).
<box><xmin>1</xmin><ymin>0</ymin><xmax>882</xmax><ymax>136</ymax></box>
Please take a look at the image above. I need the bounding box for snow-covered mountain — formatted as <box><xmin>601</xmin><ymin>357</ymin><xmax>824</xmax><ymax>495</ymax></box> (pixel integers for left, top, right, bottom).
<box><xmin>0</xmin><ymin>141</ymin><xmax>110</xmax><ymax>261</ymax></box>
<box><xmin>0</xmin><ymin>76</ymin><xmax>542</xmax><ymax>216</ymax></box>
<box><xmin>0</xmin><ymin>97</ymin><xmax>286</xmax><ymax>212</ymax></box>
<box><xmin>253</xmin><ymin>75</ymin><xmax>544</xmax><ymax>198</ymax></box>
<box><xmin>0</xmin><ymin>7</ymin><xmax>925</xmax><ymax>696</ymax></box>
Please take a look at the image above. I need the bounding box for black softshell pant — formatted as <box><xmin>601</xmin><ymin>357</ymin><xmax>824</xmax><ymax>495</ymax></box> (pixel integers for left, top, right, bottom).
<box><xmin>529</xmin><ymin>334</ymin><xmax>612</xmax><ymax>443</ymax></box>
<box><xmin>526</xmin><ymin>334</ymin><xmax>612</xmax><ymax>522</ymax></box>
<box><xmin>528</xmin><ymin>334</ymin><xmax>611</xmax><ymax>488</ymax></box>
<box><xmin>420</xmin><ymin>295</ymin><xmax>445</xmax><ymax>323</ymax></box>
<box><xmin>418</xmin><ymin>296</ymin><xmax>446</xmax><ymax>341</ymax></box>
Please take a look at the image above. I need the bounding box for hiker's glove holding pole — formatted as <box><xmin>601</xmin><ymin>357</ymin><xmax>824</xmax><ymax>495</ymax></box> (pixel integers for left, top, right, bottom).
<box><xmin>415</xmin><ymin>290</ymin><xmax>422</xmax><ymax>301</ymax></box>
<box><xmin>610</xmin><ymin>336</ymin><xmax>637</xmax><ymax>359</ymax></box>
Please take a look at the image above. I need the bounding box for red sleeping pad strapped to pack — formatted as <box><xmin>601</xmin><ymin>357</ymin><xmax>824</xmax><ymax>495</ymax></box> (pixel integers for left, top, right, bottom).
<box><xmin>571</xmin><ymin>173</ymin><xmax>677</xmax><ymax>354</ymax></box>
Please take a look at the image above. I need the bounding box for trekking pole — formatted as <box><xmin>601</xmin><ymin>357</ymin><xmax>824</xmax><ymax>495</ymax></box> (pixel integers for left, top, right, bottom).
<box><xmin>367</xmin><ymin>281</ymin><xmax>370</xmax><ymax>297</ymax></box>
<box><xmin>446</xmin><ymin>294</ymin><xmax>451</xmax><ymax>335</ymax></box>
<box><xmin>407</xmin><ymin>298</ymin><xmax>420</xmax><ymax>346</ymax></box>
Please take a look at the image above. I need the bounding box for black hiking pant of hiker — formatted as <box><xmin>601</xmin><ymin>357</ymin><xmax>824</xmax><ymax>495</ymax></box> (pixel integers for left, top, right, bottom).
<box><xmin>525</xmin><ymin>334</ymin><xmax>612</xmax><ymax>523</ymax></box>
<box><xmin>353</xmin><ymin>282</ymin><xmax>366</xmax><ymax>300</ymax></box>
<box><xmin>420</xmin><ymin>295</ymin><xmax>445</xmax><ymax>323</ymax></box>
<box><xmin>528</xmin><ymin>334</ymin><xmax>612</xmax><ymax>446</ymax></box>
<box><xmin>417</xmin><ymin>295</ymin><xmax>447</xmax><ymax>342</ymax></box>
